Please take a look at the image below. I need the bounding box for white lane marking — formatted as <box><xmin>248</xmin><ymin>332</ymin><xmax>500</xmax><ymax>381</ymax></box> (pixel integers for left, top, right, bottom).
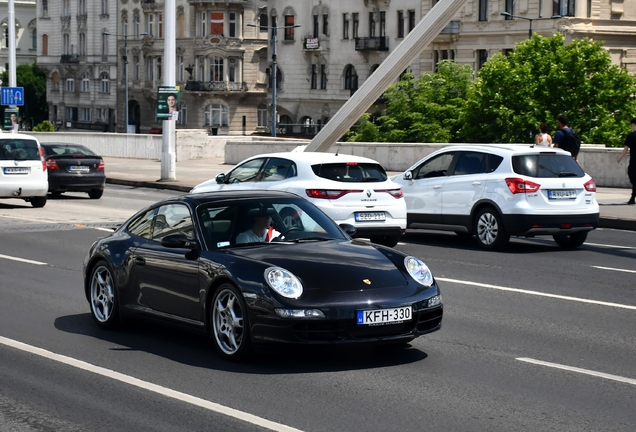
<box><xmin>436</xmin><ymin>277</ymin><xmax>636</xmax><ymax>311</ymax></box>
<box><xmin>592</xmin><ymin>266</ymin><xmax>636</xmax><ymax>274</ymax></box>
<box><xmin>517</xmin><ymin>358</ymin><xmax>636</xmax><ymax>386</ymax></box>
<box><xmin>0</xmin><ymin>253</ymin><xmax>47</xmax><ymax>266</ymax></box>
<box><xmin>0</xmin><ymin>336</ymin><xmax>302</xmax><ymax>432</ymax></box>
<box><xmin>585</xmin><ymin>242</ymin><xmax>636</xmax><ymax>250</ymax></box>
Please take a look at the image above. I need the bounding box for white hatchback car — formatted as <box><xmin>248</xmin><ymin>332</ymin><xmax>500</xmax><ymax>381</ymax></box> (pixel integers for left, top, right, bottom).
<box><xmin>0</xmin><ymin>134</ymin><xmax>48</xmax><ymax>207</ymax></box>
<box><xmin>191</xmin><ymin>152</ymin><xmax>407</xmax><ymax>247</ymax></box>
<box><xmin>391</xmin><ymin>144</ymin><xmax>599</xmax><ymax>250</ymax></box>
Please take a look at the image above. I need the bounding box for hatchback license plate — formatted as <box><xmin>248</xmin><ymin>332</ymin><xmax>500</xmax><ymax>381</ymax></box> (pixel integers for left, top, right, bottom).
<box><xmin>355</xmin><ymin>212</ymin><xmax>386</xmax><ymax>221</ymax></box>
<box><xmin>357</xmin><ymin>306</ymin><xmax>412</xmax><ymax>325</ymax></box>
<box><xmin>3</xmin><ymin>167</ymin><xmax>29</xmax><ymax>174</ymax></box>
<box><xmin>548</xmin><ymin>190</ymin><xmax>576</xmax><ymax>200</ymax></box>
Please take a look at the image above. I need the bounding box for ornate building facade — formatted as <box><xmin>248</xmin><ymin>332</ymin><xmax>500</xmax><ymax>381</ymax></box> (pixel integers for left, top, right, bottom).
<box><xmin>0</xmin><ymin>0</ymin><xmax>37</xmax><ymax>77</ymax></box>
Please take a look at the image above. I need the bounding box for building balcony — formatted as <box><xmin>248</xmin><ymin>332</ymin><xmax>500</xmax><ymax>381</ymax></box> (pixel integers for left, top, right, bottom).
<box><xmin>355</xmin><ymin>37</ymin><xmax>389</xmax><ymax>51</ymax></box>
<box><xmin>60</xmin><ymin>54</ymin><xmax>80</xmax><ymax>63</ymax></box>
<box><xmin>433</xmin><ymin>20</ymin><xmax>460</xmax><ymax>43</ymax></box>
<box><xmin>184</xmin><ymin>80</ymin><xmax>247</xmax><ymax>92</ymax></box>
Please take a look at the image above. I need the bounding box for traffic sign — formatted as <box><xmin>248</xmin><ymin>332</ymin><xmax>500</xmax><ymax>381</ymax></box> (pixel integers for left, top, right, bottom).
<box><xmin>1</xmin><ymin>87</ymin><xmax>24</xmax><ymax>106</ymax></box>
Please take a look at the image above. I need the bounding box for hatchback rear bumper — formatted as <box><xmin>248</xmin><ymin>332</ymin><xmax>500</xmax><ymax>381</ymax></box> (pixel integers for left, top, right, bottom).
<box><xmin>503</xmin><ymin>212</ymin><xmax>599</xmax><ymax>236</ymax></box>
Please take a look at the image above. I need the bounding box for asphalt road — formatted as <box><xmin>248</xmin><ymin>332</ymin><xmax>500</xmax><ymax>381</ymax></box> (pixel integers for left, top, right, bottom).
<box><xmin>0</xmin><ymin>185</ymin><xmax>634</xmax><ymax>432</ymax></box>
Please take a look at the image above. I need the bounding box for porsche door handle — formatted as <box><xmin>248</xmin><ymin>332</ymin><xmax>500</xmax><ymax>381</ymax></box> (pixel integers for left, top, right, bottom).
<box><xmin>135</xmin><ymin>257</ymin><xmax>146</xmax><ymax>266</ymax></box>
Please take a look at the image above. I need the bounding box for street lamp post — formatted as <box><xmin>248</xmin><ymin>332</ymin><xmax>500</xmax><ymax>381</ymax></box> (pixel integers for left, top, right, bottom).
<box><xmin>500</xmin><ymin>12</ymin><xmax>562</xmax><ymax>39</ymax></box>
<box><xmin>247</xmin><ymin>23</ymin><xmax>300</xmax><ymax>137</ymax></box>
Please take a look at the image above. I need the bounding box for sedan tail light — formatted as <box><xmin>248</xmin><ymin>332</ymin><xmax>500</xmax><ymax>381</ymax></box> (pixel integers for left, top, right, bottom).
<box><xmin>46</xmin><ymin>158</ymin><xmax>60</xmax><ymax>171</ymax></box>
<box><xmin>375</xmin><ymin>188</ymin><xmax>404</xmax><ymax>199</ymax></box>
<box><xmin>583</xmin><ymin>178</ymin><xmax>597</xmax><ymax>192</ymax></box>
<box><xmin>305</xmin><ymin>189</ymin><xmax>362</xmax><ymax>199</ymax></box>
<box><xmin>97</xmin><ymin>159</ymin><xmax>105</xmax><ymax>171</ymax></box>
<box><xmin>505</xmin><ymin>177</ymin><xmax>541</xmax><ymax>194</ymax></box>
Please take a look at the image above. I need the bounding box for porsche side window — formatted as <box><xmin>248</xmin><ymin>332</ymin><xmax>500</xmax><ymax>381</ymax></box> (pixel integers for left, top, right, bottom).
<box><xmin>260</xmin><ymin>158</ymin><xmax>297</xmax><ymax>182</ymax></box>
<box><xmin>225</xmin><ymin>158</ymin><xmax>266</xmax><ymax>184</ymax></box>
<box><xmin>152</xmin><ymin>204</ymin><xmax>194</xmax><ymax>241</ymax></box>
<box><xmin>414</xmin><ymin>152</ymin><xmax>455</xmax><ymax>179</ymax></box>
<box><xmin>127</xmin><ymin>208</ymin><xmax>156</xmax><ymax>239</ymax></box>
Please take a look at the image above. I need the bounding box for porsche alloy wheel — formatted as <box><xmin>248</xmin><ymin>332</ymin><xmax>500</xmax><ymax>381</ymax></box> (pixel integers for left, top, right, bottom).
<box><xmin>89</xmin><ymin>261</ymin><xmax>120</xmax><ymax>329</ymax></box>
<box><xmin>211</xmin><ymin>284</ymin><xmax>251</xmax><ymax>360</ymax></box>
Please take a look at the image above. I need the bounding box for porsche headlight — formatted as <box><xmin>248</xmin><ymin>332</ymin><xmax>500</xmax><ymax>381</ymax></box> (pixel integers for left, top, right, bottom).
<box><xmin>404</xmin><ymin>256</ymin><xmax>434</xmax><ymax>287</ymax></box>
<box><xmin>264</xmin><ymin>267</ymin><xmax>303</xmax><ymax>299</ymax></box>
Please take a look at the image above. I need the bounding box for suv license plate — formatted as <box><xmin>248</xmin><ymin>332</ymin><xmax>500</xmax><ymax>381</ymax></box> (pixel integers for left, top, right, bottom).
<box><xmin>3</xmin><ymin>167</ymin><xmax>29</xmax><ymax>174</ymax></box>
<box><xmin>357</xmin><ymin>306</ymin><xmax>412</xmax><ymax>325</ymax></box>
<box><xmin>548</xmin><ymin>190</ymin><xmax>576</xmax><ymax>200</ymax></box>
<box><xmin>355</xmin><ymin>212</ymin><xmax>386</xmax><ymax>221</ymax></box>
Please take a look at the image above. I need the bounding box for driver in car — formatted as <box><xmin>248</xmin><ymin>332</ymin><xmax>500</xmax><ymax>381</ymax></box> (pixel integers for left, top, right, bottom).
<box><xmin>236</xmin><ymin>212</ymin><xmax>279</xmax><ymax>244</ymax></box>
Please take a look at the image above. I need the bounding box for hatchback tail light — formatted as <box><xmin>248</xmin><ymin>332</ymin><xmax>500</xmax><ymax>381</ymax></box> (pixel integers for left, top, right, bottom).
<box><xmin>97</xmin><ymin>159</ymin><xmax>105</xmax><ymax>171</ymax></box>
<box><xmin>583</xmin><ymin>178</ymin><xmax>597</xmax><ymax>192</ymax></box>
<box><xmin>375</xmin><ymin>188</ymin><xmax>404</xmax><ymax>199</ymax></box>
<box><xmin>39</xmin><ymin>146</ymin><xmax>47</xmax><ymax>172</ymax></box>
<box><xmin>305</xmin><ymin>189</ymin><xmax>362</xmax><ymax>199</ymax></box>
<box><xmin>505</xmin><ymin>177</ymin><xmax>541</xmax><ymax>194</ymax></box>
<box><xmin>46</xmin><ymin>158</ymin><xmax>60</xmax><ymax>171</ymax></box>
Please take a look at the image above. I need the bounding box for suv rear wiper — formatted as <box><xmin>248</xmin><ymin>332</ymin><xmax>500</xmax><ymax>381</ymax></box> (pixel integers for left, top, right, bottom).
<box><xmin>558</xmin><ymin>172</ymin><xmax>579</xmax><ymax>177</ymax></box>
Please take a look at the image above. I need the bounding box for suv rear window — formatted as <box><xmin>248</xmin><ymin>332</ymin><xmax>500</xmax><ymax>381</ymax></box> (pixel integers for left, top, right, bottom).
<box><xmin>0</xmin><ymin>139</ymin><xmax>40</xmax><ymax>161</ymax></box>
<box><xmin>512</xmin><ymin>154</ymin><xmax>585</xmax><ymax>178</ymax></box>
<box><xmin>311</xmin><ymin>163</ymin><xmax>388</xmax><ymax>183</ymax></box>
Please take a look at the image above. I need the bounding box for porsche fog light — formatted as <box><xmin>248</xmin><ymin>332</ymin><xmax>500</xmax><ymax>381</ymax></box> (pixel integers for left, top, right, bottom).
<box><xmin>405</xmin><ymin>256</ymin><xmax>434</xmax><ymax>287</ymax></box>
<box><xmin>275</xmin><ymin>308</ymin><xmax>326</xmax><ymax>319</ymax></box>
<box><xmin>264</xmin><ymin>267</ymin><xmax>303</xmax><ymax>299</ymax></box>
<box><xmin>427</xmin><ymin>295</ymin><xmax>442</xmax><ymax>308</ymax></box>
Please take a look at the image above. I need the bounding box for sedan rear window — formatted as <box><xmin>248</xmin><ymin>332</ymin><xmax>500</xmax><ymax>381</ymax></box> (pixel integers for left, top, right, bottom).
<box><xmin>512</xmin><ymin>154</ymin><xmax>585</xmax><ymax>178</ymax></box>
<box><xmin>0</xmin><ymin>139</ymin><xmax>40</xmax><ymax>160</ymax></box>
<box><xmin>311</xmin><ymin>163</ymin><xmax>388</xmax><ymax>182</ymax></box>
<box><xmin>42</xmin><ymin>144</ymin><xmax>97</xmax><ymax>157</ymax></box>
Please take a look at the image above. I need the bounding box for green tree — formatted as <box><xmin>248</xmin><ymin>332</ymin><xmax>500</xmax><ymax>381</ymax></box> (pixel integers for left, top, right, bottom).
<box><xmin>32</xmin><ymin>120</ymin><xmax>55</xmax><ymax>132</ymax></box>
<box><xmin>461</xmin><ymin>33</ymin><xmax>636</xmax><ymax>147</ymax></box>
<box><xmin>1</xmin><ymin>62</ymin><xmax>48</xmax><ymax>130</ymax></box>
<box><xmin>347</xmin><ymin>60</ymin><xmax>475</xmax><ymax>143</ymax></box>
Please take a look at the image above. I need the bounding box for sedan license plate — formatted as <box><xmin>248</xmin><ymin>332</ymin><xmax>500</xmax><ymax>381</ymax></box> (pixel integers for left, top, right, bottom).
<box><xmin>355</xmin><ymin>212</ymin><xmax>386</xmax><ymax>222</ymax></box>
<box><xmin>69</xmin><ymin>166</ymin><xmax>90</xmax><ymax>173</ymax></box>
<box><xmin>3</xmin><ymin>167</ymin><xmax>29</xmax><ymax>174</ymax></box>
<box><xmin>357</xmin><ymin>306</ymin><xmax>412</xmax><ymax>325</ymax></box>
<box><xmin>548</xmin><ymin>189</ymin><xmax>576</xmax><ymax>200</ymax></box>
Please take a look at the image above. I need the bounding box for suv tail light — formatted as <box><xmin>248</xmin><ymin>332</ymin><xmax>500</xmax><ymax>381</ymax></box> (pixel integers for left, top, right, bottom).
<box><xmin>375</xmin><ymin>188</ymin><xmax>404</xmax><ymax>199</ymax></box>
<box><xmin>505</xmin><ymin>177</ymin><xmax>541</xmax><ymax>194</ymax></box>
<box><xmin>46</xmin><ymin>158</ymin><xmax>60</xmax><ymax>171</ymax></box>
<box><xmin>583</xmin><ymin>178</ymin><xmax>597</xmax><ymax>192</ymax></box>
<box><xmin>306</xmin><ymin>189</ymin><xmax>362</xmax><ymax>199</ymax></box>
<box><xmin>39</xmin><ymin>146</ymin><xmax>47</xmax><ymax>172</ymax></box>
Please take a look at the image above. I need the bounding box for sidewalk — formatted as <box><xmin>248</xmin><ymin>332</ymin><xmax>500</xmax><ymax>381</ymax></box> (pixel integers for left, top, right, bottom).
<box><xmin>103</xmin><ymin>156</ymin><xmax>636</xmax><ymax>231</ymax></box>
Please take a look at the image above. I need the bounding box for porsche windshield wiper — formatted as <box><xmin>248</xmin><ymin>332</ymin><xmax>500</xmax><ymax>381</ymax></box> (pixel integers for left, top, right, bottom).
<box><xmin>288</xmin><ymin>237</ymin><xmax>333</xmax><ymax>243</ymax></box>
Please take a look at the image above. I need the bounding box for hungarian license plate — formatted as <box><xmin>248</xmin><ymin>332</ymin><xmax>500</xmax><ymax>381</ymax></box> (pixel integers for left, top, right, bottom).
<box><xmin>69</xmin><ymin>166</ymin><xmax>90</xmax><ymax>173</ymax></box>
<box><xmin>548</xmin><ymin>190</ymin><xmax>576</xmax><ymax>200</ymax></box>
<box><xmin>357</xmin><ymin>306</ymin><xmax>412</xmax><ymax>325</ymax></box>
<box><xmin>355</xmin><ymin>212</ymin><xmax>386</xmax><ymax>222</ymax></box>
<box><xmin>3</xmin><ymin>167</ymin><xmax>29</xmax><ymax>174</ymax></box>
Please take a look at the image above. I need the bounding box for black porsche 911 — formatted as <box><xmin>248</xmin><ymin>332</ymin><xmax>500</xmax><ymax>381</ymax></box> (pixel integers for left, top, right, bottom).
<box><xmin>41</xmin><ymin>143</ymin><xmax>105</xmax><ymax>199</ymax></box>
<box><xmin>83</xmin><ymin>190</ymin><xmax>443</xmax><ymax>360</ymax></box>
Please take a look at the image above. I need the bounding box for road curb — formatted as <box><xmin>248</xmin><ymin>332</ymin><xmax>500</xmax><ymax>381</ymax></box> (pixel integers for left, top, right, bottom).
<box><xmin>598</xmin><ymin>217</ymin><xmax>636</xmax><ymax>232</ymax></box>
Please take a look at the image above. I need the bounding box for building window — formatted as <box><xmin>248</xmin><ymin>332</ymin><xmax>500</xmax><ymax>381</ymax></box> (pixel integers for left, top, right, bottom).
<box><xmin>66</xmin><ymin>107</ymin><xmax>78</xmax><ymax>121</ymax></box>
<box><xmin>66</xmin><ymin>76</ymin><xmax>75</xmax><ymax>93</ymax></box>
<box><xmin>100</xmin><ymin>73</ymin><xmax>110</xmax><ymax>93</ymax></box>
<box><xmin>321</xmin><ymin>65</ymin><xmax>327</xmax><ymax>89</ymax></box>
<box><xmin>259</xmin><ymin>14</ymin><xmax>268</xmax><ymax>32</ymax></box>
<box><xmin>284</xmin><ymin>15</ymin><xmax>295</xmax><ymax>40</ymax></box>
<box><xmin>369</xmin><ymin>12</ymin><xmax>376</xmax><ymax>37</ymax></box>
<box><xmin>96</xmin><ymin>108</ymin><xmax>107</xmax><ymax>122</ymax></box>
<box><xmin>80</xmin><ymin>107</ymin><xmax>91</xmax><ymax>122</ymax></box>
<box><xmin>42</xmin><ymin>0</ymin><xmax>49</xmax><ymax>18</ymax></box>
<box><xmin>156</xmin><ymin>56</ymin><xmax>162</xmax><ymax>81</ymax></box>
<box><xmin>323</xmin><ymin>14</ymin><xmax>329</xmax><ymax>36</ymax></box>
<box><xmin>200</xmin><ymin>12</ymin><xmax>206</xmax><ymax>37</ymax></box>
<box><xmin>379</xmin><ymin>12</ymin><xmax>386</xmax><ymax>37</ymax></box>
<box><xmin>477</xmin><ymin>49</ymin><xmax>488</xmax><ymax>70</ymax></box>
<box><xmin>209</xmin><ymin>56</ymin><xmax>223</xmax><ymax>82</ymax></box>
<box><xmin>313</xmin><ymin>15</ymin><xmax>319</xmax><ymax>38</ymax></box>
<box><xmin>81</xmin><ymin>73</ymin><xmax>90</xmax><ymax>92</ymax></box>
<box><xmin>147</xmin><ymin>57</ymin><xmax>153</xmax><ymax>81</ymax></box>
<box><xmin>102</xmin><ymin>33</ymin><xmax>108</xmax><ymax>56</ymax></box>
<box><xmin>352</xmin><ymin>13</ymin><xmax>359</xmax><ymax>38</ymax></box>
<box><xmin>505</xmin><ymin>0</ymin><xmax>514</xmax><ymax>18</ymax></box>
<box><xmin>101</xmin><ymin>0</ymin><xmax>108</xmax><ymax>16</ymax></box>
<box><xmin>79</xmin><ymin>32</ymin><xmax>86</xmax><ymax>55</ymax></box>
<box><xmin>344</xmin><ymin>65</ymin><xmax>357</xmax><ymax>90</ymax></box>
<box><xmin>554</xmin><ymin>0</ymin><xmax>575</xmax><ymax>16</ymax></box>
<box><xmin>178</xmin><ymin>56</ymin><xmax>184</xmax><ymax>81</ymax></box>
<box><xmin>63</xmin><ymin>0</ymin><xmax>70</xmax><ymax>17</ymax></box>
<box><xmin>79</xmin><ymin>0</ymin><xmax>86</xmax><ymax>16</ymax></box>
<box><xmin>408</xmin><ymin>10</ymin><xmax>415</xmax><ymax>32</ymax></box>
<box><xmin>148</xmin><ymin>14</ymin><xmax>154</xmax><ymax>36</ymax></box>
<box><xmin>210</xmin><ymin>12</ymin><xmax>224</xmax><ymax>35</ymax></box>
<box><xmin>343</xmin><ymin>14</ymin><xmax>349</xmax><ymax>39</ymax></box>
<box><xmin>397</xmin><ymin>11</ymin><xmax>404</xmax><ymax>38</ymax></box>
<box><xmin>31</xmin><ymin>29</ymin><xmax>37</xmax><ymax>49</ymax></box>
<box><xmin>134</xmin><ymin>16</ymin><xmax>140</xmax><ymax>38</ymax></box>
<box><xmin>479</xmin><ymin>0</ymin><xmax>488</xmax><ymax>21</ymax></box>
<box><xmin>123</xmin><ymin>19</ymin><xmax>128</xmax><ymax>38</ymax></box>
<box><xmin>158</xmin><ymin>14</ymin><xmax>163</xmax><ymax>38</ymax></box>
<box><xmin>257</xmin><ymin>104</ymin><xmax>268</xmax><ymax>127</ymax></box>
<box><xmin>229</xmin><ymin>12</ymin><xmax>237</xmax><ymax>37</ymax></box>
<box><xmin>311</xmin><ymin>64</ymin><xmax>317</xmax><ymax>89</ymax></box>
<box><xmin>42</xmin><ymin>34</ymin><xmax>48</xmax><ymax>55</ymax></box>
<box><xmin>204</xmin><ymin>104</ymin><xmax>229</xmax><ymax>127</ymax></box>
<box><xmin>63</xmin><ymin>34</ymin><xmax>70</xmax><ymax>55</ymax></box>
<box><xmin>177</xmin><ymin>104</ymin><xmax>187</xmax><ymax>125</ymax></box>
<box><xmin>133</xmin><ymin>56</ymin><xmax>139</xmax><ymax>80</ymax></box>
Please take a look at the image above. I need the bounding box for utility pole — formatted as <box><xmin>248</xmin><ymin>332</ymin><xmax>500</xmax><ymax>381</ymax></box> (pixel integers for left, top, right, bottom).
<box><xmin>161</xmin><ymin>0</ymin><xmax>176</xmax><ymax>180</ymax></box>
<box><xmin>8</xmin><ymin>0</ymin><xmax>16</xmax><ymax>87</ymax></box>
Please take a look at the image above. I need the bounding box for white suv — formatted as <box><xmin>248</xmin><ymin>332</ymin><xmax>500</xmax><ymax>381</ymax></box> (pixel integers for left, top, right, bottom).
<box><xmin>0</xmin><ymin>134</ymin><xmax>48</xmax><ymax>207</ymax></box>
<box><xmin>191</xmin><ymin>152</ymin><xmax>407</xmax><ymax>247</ymax></box>
<box><xmin>391</xmin><ymin>145</ymin><xmax>599</xmax><ymax>250</ymax></box>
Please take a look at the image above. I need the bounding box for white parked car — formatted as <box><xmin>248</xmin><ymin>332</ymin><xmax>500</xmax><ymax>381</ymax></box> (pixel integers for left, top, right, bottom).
<box><xmin>191</xmin><ymin>152</ymin><xmax>407</xmax><ymax>247</ymax></box>
<box><xmin>0</xmin><ymin>134</ymin><xmax>48</xmax><ymax>207</ymax></box>
<box><xmin>391</xmin><ymin>144</ymin><xmax>599</xmax><ymax>250</ymax></box>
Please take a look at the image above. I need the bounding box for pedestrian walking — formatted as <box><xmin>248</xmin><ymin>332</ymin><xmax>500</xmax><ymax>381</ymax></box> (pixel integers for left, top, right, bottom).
<box><xmin>535</xmin><ymin>123</ymin><xmax>552</xmax><ymax>147</ymax></box>
<box><xmin>617</xmin><ymin>117</ymin><xmax>636</xmax><ymax>205</ymax></box>
<box><xmin>553</xmin><ymin>115</ymin><xmax>581</xmax><ymax>161</ymax></box>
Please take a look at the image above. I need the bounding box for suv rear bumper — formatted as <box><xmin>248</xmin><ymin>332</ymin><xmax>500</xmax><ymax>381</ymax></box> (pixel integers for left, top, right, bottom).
<box><xmin>502</xmin><ymin>213</ymin><xmax>599</xmax><ymax>236</ymax></box>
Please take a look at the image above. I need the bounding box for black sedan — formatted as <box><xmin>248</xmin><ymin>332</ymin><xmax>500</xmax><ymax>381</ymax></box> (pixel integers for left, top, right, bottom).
<box><xmin>41</xmin><ymin>143</ymin><xmax>105</xmax><ymax>199</ymax></box>
<box><xmin>83</xmin><ymin>190</ymin><xmax>443</xmax><ymax>360</ymax></box>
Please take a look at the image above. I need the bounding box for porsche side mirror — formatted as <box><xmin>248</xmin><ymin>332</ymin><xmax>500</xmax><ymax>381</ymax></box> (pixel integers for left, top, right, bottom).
<box><xmin>161</xmin><ymin>233</ymin><xmax>198</xmax><ymax>250</ymax></box>
<box><xmin>403</xmin><ymin>171</ymin><xmax>413</xmax><ymax>181</ymax></box>
<box><xmin>339</xmin><ymin>223</ymin><xmax>357</xmax><ymax>237</ymax></box>
<box><xmin>215</xmin><ymin>173</ymin><xmax>226</xmax><ymax>184</ymax></box>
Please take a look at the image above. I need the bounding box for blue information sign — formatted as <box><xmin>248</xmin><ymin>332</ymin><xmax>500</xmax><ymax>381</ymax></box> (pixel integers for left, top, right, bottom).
<box><xmin>1</xmin><ymin>87</ymin><xmax>24</xmax><ymax>106</ymax></box>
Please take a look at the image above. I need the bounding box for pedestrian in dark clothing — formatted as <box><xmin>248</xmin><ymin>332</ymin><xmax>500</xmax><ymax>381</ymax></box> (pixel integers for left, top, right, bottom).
<box><xmin>553</xmin><ymin>114</ymin><xmax>579</xmax><ymax>161</ymax></box>
<box><xmin>617</xmin><ymin>117</ymin><xmax>636</xmax><ymax>205</ymax></box>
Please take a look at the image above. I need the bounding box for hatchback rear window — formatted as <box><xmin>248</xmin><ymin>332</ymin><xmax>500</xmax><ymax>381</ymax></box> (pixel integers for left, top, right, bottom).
<box><xmin>512</xmin><ymin>154</ymin><xmax>585</xmax><ymax>178</ymax></box>
<box><xmin>0</xmin><ymin>139</ymin><xmax>40</xmax><ymax>161</ymax></box>
<box><xmin>311</xmin><ymin>163</ymin><xmax>388</xmax><ymax>182</ymax></box>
